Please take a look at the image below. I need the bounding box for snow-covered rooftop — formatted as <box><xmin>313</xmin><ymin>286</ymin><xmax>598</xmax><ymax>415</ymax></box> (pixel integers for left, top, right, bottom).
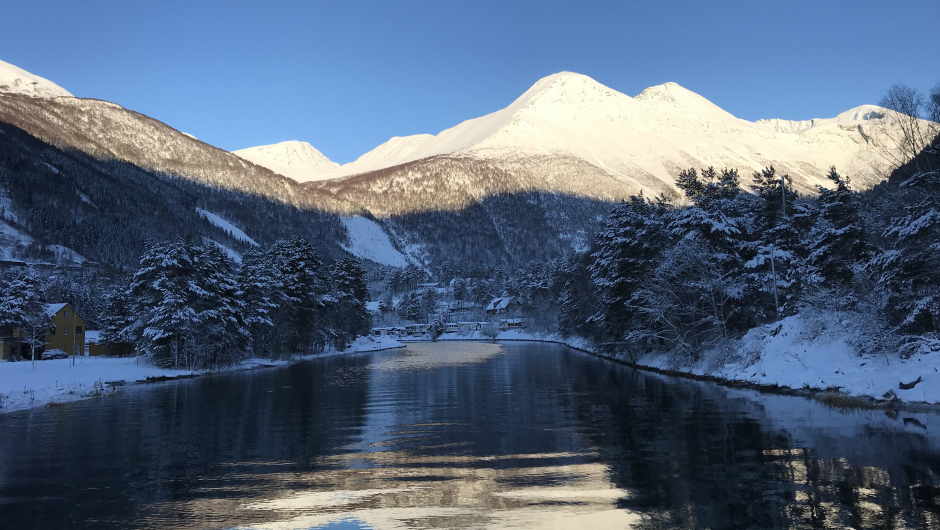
<box><xmin>45</xmin><ymin>303</ymin><xmax>69</xmax><ymax>318</ymax></box>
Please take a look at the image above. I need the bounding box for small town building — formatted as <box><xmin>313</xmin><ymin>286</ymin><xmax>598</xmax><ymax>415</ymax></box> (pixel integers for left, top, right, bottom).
<box><xmin>456</xmin><ymin>322</ymin><xmax>484</xmax><ymax>332</ymax></box>
<box><xmin>45</xmin><ymin>303</ymin><xmax>86</xmax><ymax>356</ymax></box>
<box><xmin>403</xmin><ymin>323</ymin><xmax>431</xmax><ymax>337</ymax></box>
<box><xmin>0</xmin><ymin>326</ymin><xmax>26</xmax><ymax>361</ymax></box>
<box><xmin>85</xmin><ymin>330</ymin><xmax>108</xmax><ymax>356</ymax></box>
<box><xmin>498</xmin><ymin>318</ymin><xmax>524</xmax><ymax>331</ymax></box>
<box><xmin>372</xmin><ymin>327</ymin><xmax>393</xmax><ymax>337</ymax></box>
<box><xmin>485</xmin><ymin>296</ymin><xmax>522</xmax><ymax>315</ymax></box>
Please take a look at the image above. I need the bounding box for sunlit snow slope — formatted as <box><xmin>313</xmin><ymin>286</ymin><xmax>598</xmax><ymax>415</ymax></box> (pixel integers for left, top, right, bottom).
<box><xmin>233</xmin><ymin>141</ymin><xmax>339</xmax><ymax>183</ymax></box>
<box><xmin>0</xmin><ymin>59</ymin><xmax>72</xmax><ymax>98</ymax></box>
<box><xmin>245</xmin><ymin>72</ymin><xmax>911</xmax><ymax>194</ymax></box>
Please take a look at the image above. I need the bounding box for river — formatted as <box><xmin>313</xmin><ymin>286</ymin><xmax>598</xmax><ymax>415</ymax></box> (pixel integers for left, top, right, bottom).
<box><xmin>0</xmin><ymin>342</ymin><xmax>938</xmax><ymax>529</ymax></box>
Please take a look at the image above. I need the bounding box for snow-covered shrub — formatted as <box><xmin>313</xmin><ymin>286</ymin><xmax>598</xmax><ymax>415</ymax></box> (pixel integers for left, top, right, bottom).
<box><xmin>481</xmin><ymin>322</ymin><xmax>499</xmax><ymax>339</ymax></box>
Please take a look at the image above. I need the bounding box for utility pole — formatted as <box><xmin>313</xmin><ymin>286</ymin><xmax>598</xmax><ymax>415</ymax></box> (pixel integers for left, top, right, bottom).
<box><xmin>71</xmin><ymin>308</ymin><xmax>77</xmax><ymax>367</ymax></box>
<box><xmin>772</xmin><ymin>172</ymin><xmax>787</xmax><ymax>321</ymax></box>
<box><xmin>770</xmin><ymin>243</ymin><xmax>779</xmax><ymax>321</ymax></box>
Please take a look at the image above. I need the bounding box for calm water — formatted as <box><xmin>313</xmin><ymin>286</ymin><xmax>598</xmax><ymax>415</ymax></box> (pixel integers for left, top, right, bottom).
<box><xmin>1</xmin><ymin>342</ymin><xmax>939</xmax><ymax>529</ymax></box>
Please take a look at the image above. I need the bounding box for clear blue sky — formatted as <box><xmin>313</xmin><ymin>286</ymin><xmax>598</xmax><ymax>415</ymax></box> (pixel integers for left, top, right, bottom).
<box><xmin>2</xmin><ymin>0</ymin><xmax>938</xmax><ymax>163</ymax></box>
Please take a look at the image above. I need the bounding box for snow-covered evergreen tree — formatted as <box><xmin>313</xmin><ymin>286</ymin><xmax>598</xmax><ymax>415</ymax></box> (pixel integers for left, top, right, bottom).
<box><xmin>266</xmin><ymin>237</ymin><xmax>329</xmax><ymax>352</ymax></box>
<box><xmin>589</xmin><ymin>195</ymin><xmax>669</xmax><ymax>348</ymax></box>
<box><xmin>0</xmin><ymin>271</ymin><xmax>46</xmax><ymax>361</ymax></box>
<box><xmin>125</xmin><ymin>240</ymin><xmax>248</xmax><ymax>369</ymax></box>
<box><xmin>744</xmin><ymin>167</ymin><xmax>804</xmax><ymax>319</ymax></box>
<box><xmin>807</xmin><ymin>167</ymin><xmax>874</xmax><ymax>287</ymax></box>
<box><xmin>328</xmin><ymin>258</ymin><xmax>371</xmax><ymax>348</ymax></box>
<box><xmin>237</xmin><ymin>246</ymin><xmax>280</xmax><ymax>356</ymax></box>
<box><xmin>397</xmin><ymin>292</ymin><xmax>422</xmax><ymax>322</ymax></box>
<box><xmin>99</xmin><ymin>282</ymin><xmax>136</xmax><ymax>349</ymax></box>
<box><xmin>873</xmin><ymin>167</ymin><xmax>940</xmax><ymax>335</ymax></box>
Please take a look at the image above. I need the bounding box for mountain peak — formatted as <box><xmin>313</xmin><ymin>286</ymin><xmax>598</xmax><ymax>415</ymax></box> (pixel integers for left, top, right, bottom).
<box><xmin>233</xmin><ymin>140</ymin><xmax>339</xmax><ymax>183</ymax></box>
<box><xmin>0</xmin><ymin>59</ymin><xmax>72</xmax><ymax>98</ymax></box>
<box><xmin>634</xmin><ymin>81</ymin><xmax>737</xmax><ymax>121</ymax></box>
<box><xmin>518</xmin><ymin>71</ymin><xmax>615</xmax><ymax>106</ymax></box>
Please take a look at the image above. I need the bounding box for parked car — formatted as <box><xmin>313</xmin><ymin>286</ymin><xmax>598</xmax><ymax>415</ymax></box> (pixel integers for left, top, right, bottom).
<box><xmin>41</xmin><ymin>349</ymin><xmax>68</xmax><ymax>360</ymax></box>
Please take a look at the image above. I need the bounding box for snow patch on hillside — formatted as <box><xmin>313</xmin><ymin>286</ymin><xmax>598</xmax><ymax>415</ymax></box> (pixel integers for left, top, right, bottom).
<box><xmin>341</xmin><ymin>217</ymin><xmax>408</xmax><ymax>267</ymax></box>
<box><xmin>196</xmin><ymin>208</ymin><xmax>258</xmax><ymax>246</ymax></box>
<box><xmin>46</xmin><ymin>245</ymin><xmax>85</xmax><ymax>264</ymax></box>
<box><xmin>0</xmin><ymin>59</ymin><xmax>72</xmax><ymax>98</ymax></box>
<box><xmin>204</xmin><ymin>238</ymin><xmax>242</xmax><ymax>263</ymax></box>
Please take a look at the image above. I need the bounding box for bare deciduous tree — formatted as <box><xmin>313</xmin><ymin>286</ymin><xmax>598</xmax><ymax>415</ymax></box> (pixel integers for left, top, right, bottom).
<box><xmin>869</xmin><ymin>84</ymin><xmax>940</xmax><ymax>174</ymax></box>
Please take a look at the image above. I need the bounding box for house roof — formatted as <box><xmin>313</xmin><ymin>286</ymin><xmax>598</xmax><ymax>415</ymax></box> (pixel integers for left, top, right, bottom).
<box><xmin>44</xmin><ymin>303</ymin><xmax>69</xmax><ymax>318</ymax></box>
<box><xmin>485</xmin><ymin>297</ymin><xmax>518</xmax><ymax>311</ymax></box>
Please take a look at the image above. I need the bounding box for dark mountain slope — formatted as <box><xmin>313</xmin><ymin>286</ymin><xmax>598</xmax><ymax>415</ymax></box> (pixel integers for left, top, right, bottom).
<box><xmin>0</xmin><ymin>122</ymin><xmax>349</xmax><ymax>268</ymax></box>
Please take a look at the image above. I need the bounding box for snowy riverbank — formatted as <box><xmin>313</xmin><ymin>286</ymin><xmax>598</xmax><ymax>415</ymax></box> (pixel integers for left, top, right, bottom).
<box><xmin>631</xmin><ymin>313</ymin><xmax>940</xmax><ymax>406</ymax></box>
<box><xmin>409</xmin><ymin>317</ymin><xmax>940</xmax><ymax>406</ymax></box>
<box><xmin>0</xmin><ymin>335</ymin><xmax>405</xmax><ymax>413</ymax></box>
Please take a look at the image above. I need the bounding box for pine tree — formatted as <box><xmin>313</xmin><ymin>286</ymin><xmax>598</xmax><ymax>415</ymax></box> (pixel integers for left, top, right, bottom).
<box><xmin>125</xmin><ymin>240</ymin><xmax>248</xmax><ymax>369</ymax></box>
<box><xmin>0</xmin><ymin>271</ymin><xmax>46</xmax><ymax>361</ymax></box>
<box><xmin>267</xmin><ymin>238</ymin><xmax>328</xmax><ymax>352</ymax></box>
<box><xmin>807</xmin><ymin>167</ymin><xmax>874</xmax><ymax>286</ymax></box>
<box><xmin>589</xmin><ymin>195</ymin><xmax>669</xmax><ymax>348</ymax></box>
<box><xmin>329</xmin><ymin>258</ymin><xmax>372</xmax><ymax>347</ymax></box>
<box><xmin>237</xmin><ymin>246</ymin><xmax>280</xmax><ymax>356</ymax></box>
<box><xmin>397</xmin><ymin>292</ymin><xmax>422</xmax><ymax>322</ymax></box>
<box><xmin>99</xmin><ymin>281</ymin><xmax>136</xmax><ymax>349</ymax></box>
<box><xmin>873</xmin><ymin>168</ymin><xmax>940</xmax><ymax>334</ymax></box>
<box><xmin>745</xmin><ymin>167</ymin><xmax>804</xmax><ymax>319</ymax></box>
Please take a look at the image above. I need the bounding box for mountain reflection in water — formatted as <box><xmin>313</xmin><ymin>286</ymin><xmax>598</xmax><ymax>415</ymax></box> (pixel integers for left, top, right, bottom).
<box><xmin>0</xmin><ymin>342</ymin><xmax>938</xmax><ymax>529</ymax></box>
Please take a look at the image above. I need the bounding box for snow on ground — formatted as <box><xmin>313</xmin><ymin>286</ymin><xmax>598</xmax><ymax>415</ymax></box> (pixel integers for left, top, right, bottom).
<box><xmin>404</xmin><ymin>313</ymin><xmax>940</xmax><ymax>406</ymax></box>
<box><xmin>0</xmin><ymin>337</ymin><xmax>404</xmax><ymax>414</ymax></box>
<box><xmin>0</xmin><ymin>357</ymin><xmax>181</xmax><ymax>413</ymax></box>
<box><xmin>635</xmin><ymin>313</ymin><xmax>940</xmax><ymax>405</ymax></box>
<box><xmin>196</xmin><ymin>208</ymin><xmax>259</xmax><ymax>246</ymax></box>
<box><xmin>340</xmin><ymin>216</ymin><xmax>409</xmax><ymax>267</ymax></box>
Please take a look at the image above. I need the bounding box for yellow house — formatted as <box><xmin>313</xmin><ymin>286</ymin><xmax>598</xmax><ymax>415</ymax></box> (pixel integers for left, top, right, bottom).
<box><xmin>45</xmin><ymin>303</ymin><xmax>87</xmax><ymax>356</ymax></box>
<box><xmin>0</xmin><ymin>326</ymin><xmax>26</xmax><ymax>361</ymax></box>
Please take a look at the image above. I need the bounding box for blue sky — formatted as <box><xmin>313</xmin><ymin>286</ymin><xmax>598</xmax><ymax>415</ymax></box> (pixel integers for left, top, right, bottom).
<box><xmin>2</xmin><ymin>0</ymin><xmax>938</xmax><ymax>163</ymax></box>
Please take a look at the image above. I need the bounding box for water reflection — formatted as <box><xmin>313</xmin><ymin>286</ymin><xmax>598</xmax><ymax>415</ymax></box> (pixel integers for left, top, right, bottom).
<box><xmin>0</xmin><ymin>342</ymin><xmax>938</xmax><ymax>529</ymax></box>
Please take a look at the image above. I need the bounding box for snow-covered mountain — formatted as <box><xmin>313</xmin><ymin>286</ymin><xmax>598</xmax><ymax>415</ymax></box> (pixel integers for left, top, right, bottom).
<box><xmin>233</xmin><ymin>140</ymin><xmax>339</xmax><ymax>183</ymax></box>
<box><xmin>248</xmin><ymin>72</ymin><xmax>904</xmax><ymax>197</ymax></box>
<box><xmin>0</xmin><ymin>59</ymin><xmax>72</xmax><ymax>98</ymax></box>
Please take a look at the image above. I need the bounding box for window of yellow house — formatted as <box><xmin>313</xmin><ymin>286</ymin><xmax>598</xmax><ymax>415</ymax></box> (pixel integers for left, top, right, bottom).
<box><xmin>64</xmin><ymin>310</ymin><xmax>70</xmax><ymax>317</ymax></box>
<box><xmin>64</xmin><ymin>326</ymin><xmax>69</xmax><ymax>335</ymax></box>
<box><xmin>76</xmin><ymin>326</ymin><xmax>83</xmax><ymax>334</ymax></box>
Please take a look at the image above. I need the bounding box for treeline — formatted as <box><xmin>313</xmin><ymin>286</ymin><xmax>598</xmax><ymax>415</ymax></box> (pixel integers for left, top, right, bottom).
<box><xmin>1</xmin><ymin>238</ymin><xmax>371</xmax><ymax>369</ymax></box>
<box><xmin>102</xmin><ymin>238</ymin><xmax>372</xmax><ymax>369</ymax></box>
<box><xmin>500</xmin><ymin>140</ymin><xmax>940</xmax><ymax>361</ymax></box>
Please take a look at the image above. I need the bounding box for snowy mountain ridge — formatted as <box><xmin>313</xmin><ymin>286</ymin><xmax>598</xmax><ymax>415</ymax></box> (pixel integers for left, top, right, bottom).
<box><xmin>0</xmin><ymin>59</ymin><xmax>73</xmax><ymax>98</ymax></box>
<box><xmin>240</xmin><ymin>72</ymin><xmax>909</xmax><ymax>195</ymax></box>
<box><xmin>232</xmin><ymin>140</ymin><xmax>339</xmax><ymax>183</ymax></box>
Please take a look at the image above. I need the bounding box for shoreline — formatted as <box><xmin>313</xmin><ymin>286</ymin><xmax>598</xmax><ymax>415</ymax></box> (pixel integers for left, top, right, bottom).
<box><xmin>403</xmin><ymin>326</ymin><xmax>940</xmax><ymax>413</ymax></box>
<box><xmin>6</xmin><ymin>325</ymin><xmax>938</xmax><ymax>415</ymax></box>
<box><xmin>0</xmin><ymin>336</ymin><xmax>406</xmax><ymax>414</ymax></box>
